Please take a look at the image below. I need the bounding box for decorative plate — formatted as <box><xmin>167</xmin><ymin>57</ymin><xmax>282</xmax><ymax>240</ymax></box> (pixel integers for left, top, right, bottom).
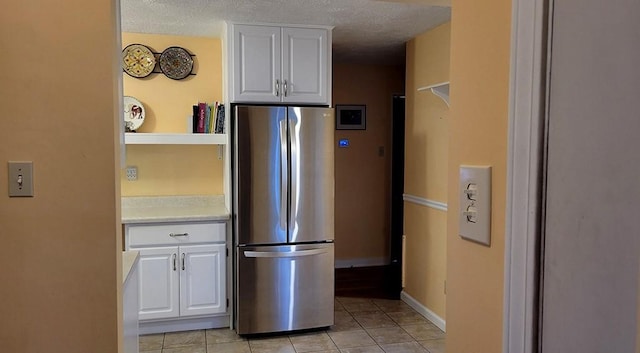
<box><xmin>158</xmin><ymin>46</ymin><xmax>194</xmax><ymax>80</ymax></box>
<box><xmin>123</xmin><ymin>96</ymin><xmax>145</xmax><ymax>132</ymax></box>
<box><xmin>122</xmin><ymin>44</ymin><xmax>156</xmax><ymax>78</ymax></box>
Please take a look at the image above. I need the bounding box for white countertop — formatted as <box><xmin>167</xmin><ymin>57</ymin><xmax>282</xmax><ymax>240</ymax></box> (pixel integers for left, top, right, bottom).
<box><xmin>122</xmin><ymin>251</ymin><xmax>139</xmax><ymax>284</ymax></box>
<box><xmin>121</xmin><ymin>195</ymin><xmax>229</xmax><ymax>224</ymax></box>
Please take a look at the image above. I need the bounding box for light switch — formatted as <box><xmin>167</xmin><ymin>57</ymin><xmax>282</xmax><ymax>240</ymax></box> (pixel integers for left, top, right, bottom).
<box><xmin>8</xmin><ymin>161</ymin><xmax>34</xmax><ymax>197</ymax></box>
<box><xmin>463</xmin><ymin>183</ymin><xmax>478</xmax><ymax>201</ymax></box>
<box><xmin>459</xmin><ymin>165</ymin><xmax>491</xmax><ymax>245</ymax></box>
<box><xmin>464</xmin><ymin>205</ymin><xmax>478</xmax><ymax>223</ymax></box>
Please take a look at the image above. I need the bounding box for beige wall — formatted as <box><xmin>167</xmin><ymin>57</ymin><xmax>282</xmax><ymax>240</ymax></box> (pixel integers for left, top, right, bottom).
<box><xmin>404</xmin><ymin>203</ymin><xmax>448</xmax><ymax>316</ymax></box>
<box><xmin>0</xmin><ymin>0</ymin><xmax>122</xmax><ymax>352</ymax></box>
<box><xmin>121</xmin><ymin>33</ymin><xmax>224</xmax><ymax>196</ymax></box>
<box><xmin>446</xmin><ymin>0</ymin><xmax>511</xmax><ymax>352</ymax></box>
<box><xmin>333</xmin><ymin>63</ymin><xmax>404</xmax><ymax>265</ymax></box>
<box><xmin>403</xmin><ymin>22</ymin><xmax>451</xmax><ymax>319</ymax></box>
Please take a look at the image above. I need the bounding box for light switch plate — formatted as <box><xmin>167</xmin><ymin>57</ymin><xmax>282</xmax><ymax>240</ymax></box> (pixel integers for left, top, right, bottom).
<box><xmin>8</xmin><ymin>161</ymin><xmax>34</xmax><ymax>197</ymax></box>
<box><xmin>459</xmin><ymin>165</ymin><xmax>491</xmax><ymax>245</ymax></box>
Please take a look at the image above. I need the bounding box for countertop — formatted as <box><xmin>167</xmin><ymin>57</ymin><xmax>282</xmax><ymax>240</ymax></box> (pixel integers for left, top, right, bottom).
<box><xmin>122</xmin><ymin>251</ymin><xmax>139</xmax><ymax>284</ymax></box>
<box><xmin>121</xmin><ymin>195</ymin><xmax>229</xmax><ymax>224</ymax></box>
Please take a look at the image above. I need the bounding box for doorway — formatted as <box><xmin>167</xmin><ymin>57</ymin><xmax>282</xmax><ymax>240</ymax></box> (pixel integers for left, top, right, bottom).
<box><xmin>539</xmin><ymin>0</ymin><xmax>640</xmax><ymax>351</ymax></box>
<box><xmin>334</xmin><ymin>94</ymin><xmax>405</xmax><ymax>300</ymax></box>
<box><xmin>506</xmin><ymin>0</ymin><xmax>640</xmax><ymax>351</ymax></box>
<box><xmin>389</xmin><ymin>94</ymin><xmax>406</xmax><ymax>298</ymax></box>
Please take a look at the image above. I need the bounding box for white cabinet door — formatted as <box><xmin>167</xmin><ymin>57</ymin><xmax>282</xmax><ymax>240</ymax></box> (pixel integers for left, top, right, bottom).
<box><xmin>282</xmin><ymin>27</ymin><xmax>329</xmax><ymax>104</ymax></box>
<box><xmin>179</xmin><ymin>244</ymin><xmax>226</xmax><ymax>317</ymax></box>
<box><xmin>233</xmin><ymin>24</ymin><xmax>281</xmax><ymax>103</ymax></box>
<box><xmin>138</xmin><ymin>247</ymin><xmax>180</xmax><ymax>321</ymax></box>
<box><xmin>122</xmin><ymin>258</ymin><xmax>139</xmax><ymax>353</ymax></box>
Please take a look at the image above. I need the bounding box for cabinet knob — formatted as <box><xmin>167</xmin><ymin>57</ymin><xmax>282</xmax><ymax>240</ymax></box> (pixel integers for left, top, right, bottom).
<box><xmin>284</xmin><ymin>80</ymin><xmax>288</xmax><ymax>97</ymax></box>
<box><xmin>172</xmin><ymin>253</ymin><xmax>177</xmax><ymax>271</ymax></box>
<box><xmin>169</xmin><ymin>232</ymin><xmax>189</xmax><ymax>237</ymax></box>
<box><xmin>275</xmin><ymin>79</ymin><xmax>280</xmax><ymax>97</ymax></box>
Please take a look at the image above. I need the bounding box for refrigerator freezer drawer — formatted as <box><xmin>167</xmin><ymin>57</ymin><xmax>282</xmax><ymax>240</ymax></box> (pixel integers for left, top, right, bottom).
<box><xmin>236</xmin><ymin>243</ymin><xmax>334</xmax><ymax>335</ymax></box>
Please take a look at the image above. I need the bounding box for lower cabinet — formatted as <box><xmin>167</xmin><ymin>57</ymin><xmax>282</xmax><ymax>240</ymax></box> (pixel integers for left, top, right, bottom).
<box><xmin>179</xmin><ymin>244</ymin><xmax>226</xmax><ymax>317</ymax></box>
<box><xmin>137</xmin><ymin>244</ymin><xmax>226</xmax><ymax>321</ymax></box>
<box><xmin>125</xmin><ymin>221</ymin><xmax>228</xmax><ymax>331</ymax></box>
<box><xmin>122</xmin><ymin>253</ymin><xmax>140</xmax><ymax>353</ymax></box>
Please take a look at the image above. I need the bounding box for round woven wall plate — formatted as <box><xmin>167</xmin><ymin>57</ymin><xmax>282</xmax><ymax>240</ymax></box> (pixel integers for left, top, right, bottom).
<box><xmin>158</xmin><ymin>46</ymin><xmax>194</xmax><ymax>80</ymax></box>
<box><xmin>122</xmin><ymin>44</ymin><xmax>156</xmax><ymax>78</ymax></box>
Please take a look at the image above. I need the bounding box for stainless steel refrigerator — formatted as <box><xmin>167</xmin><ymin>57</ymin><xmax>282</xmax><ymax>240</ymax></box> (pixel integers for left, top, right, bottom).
<box><xmin>232</xmin><ymin>105</ymin><xmax>335</xmax><ymax>335</ymax></box>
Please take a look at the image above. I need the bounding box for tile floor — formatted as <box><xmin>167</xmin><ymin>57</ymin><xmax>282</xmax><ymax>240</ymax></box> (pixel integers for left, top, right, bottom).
<box><xmin>139</xmin><ymin>296</ymin><xmax>445</xmax><ymax>353</ymax></box>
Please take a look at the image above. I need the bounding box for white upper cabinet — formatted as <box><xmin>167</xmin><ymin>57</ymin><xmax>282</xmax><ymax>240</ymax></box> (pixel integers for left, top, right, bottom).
<box><xmin>281</xmin><ymin>27</ymin><xmax>328</xmax><ymax>104</ymax></box>
<box><xmin>232</xmin><ymin>25</ymin><xmax>282</xmax><ymax>103</ymax></box>
<box><xmin>230</xmin><ymin>23</ymin><xmax>331</xmax><ymax>105</ymax></box>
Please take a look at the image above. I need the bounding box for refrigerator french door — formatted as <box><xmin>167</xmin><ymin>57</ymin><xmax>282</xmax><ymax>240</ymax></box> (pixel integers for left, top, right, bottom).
<box><xmin>233</xmin><ymin>105</ymin><xmax>335</xmax><ymax>335</ymax></box>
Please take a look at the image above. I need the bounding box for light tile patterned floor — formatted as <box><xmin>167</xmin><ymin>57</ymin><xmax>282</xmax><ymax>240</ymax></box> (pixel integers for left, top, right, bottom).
<box><xmin>139</xmin><ymin>297</ymin><xmax>445</xmax><ymax>353</ymax></box>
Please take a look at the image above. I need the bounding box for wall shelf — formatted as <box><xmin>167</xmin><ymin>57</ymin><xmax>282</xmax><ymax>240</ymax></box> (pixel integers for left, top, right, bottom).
<box><xmin>125</xmin><ymin>133</ymin><xmax>227</xmax><ymax>145</ymax></box>
<box><xmin>417</xmin><ymin>81</ymin><xmax>450</xmax><ymax>107</ymax></box>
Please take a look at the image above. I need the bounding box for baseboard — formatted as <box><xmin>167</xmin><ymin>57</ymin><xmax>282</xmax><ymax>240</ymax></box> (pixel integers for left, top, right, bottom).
<box><xmin>335</xmin><ymin>257</ymin><xmax>388</xmax><ymax>269</ymax></box>
<box><xmin>139</xmin><ymin>315</ymin><xmax>230</xmax><ymax>335</ymax></box>
<box><xmin>401</xmin><ymin>290</ymin><xmax>446</xmax><ymax>332</ymax></box>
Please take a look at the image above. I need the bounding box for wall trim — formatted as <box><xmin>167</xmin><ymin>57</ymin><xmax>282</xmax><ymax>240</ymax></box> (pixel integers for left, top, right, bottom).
<box><xmin>403</xmin><ymin>193</ymin><xmax>447</xmax><ymax>211</ymax></box>
<box><xmin>334</xmin><ymin>257</ymin><xmax>388</xmax><ymax>269</ymax></box>
<box><xmin>139</xmin><ymin>315</ymin><xmax>230</xmax><ymax>335</ymax></box>
<box><xmin>504</xmin><ymin>0</ymin><xmax>548</xmax><ymax>352</ymax></box>
<box><xmin>401</xmin><ymin>290</ymin><xmax>446</xmax><ymax>332</ymax></box>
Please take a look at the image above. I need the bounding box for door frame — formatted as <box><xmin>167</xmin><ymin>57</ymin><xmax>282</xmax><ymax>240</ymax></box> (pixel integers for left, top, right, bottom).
<box><xmin>503</xmin><ymin>0</ymin><xmax>549</xmax><ymax>352</ymax></box>
<box><xmin>389</xmin><ymin>94</ymin><xmax>406</xmax><ymax>299</ymax></box>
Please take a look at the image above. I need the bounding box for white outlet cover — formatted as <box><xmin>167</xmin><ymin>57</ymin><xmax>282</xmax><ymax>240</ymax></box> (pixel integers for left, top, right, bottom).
<box><xmin>459</xmin><ymin>165</ymin><xmax>491</xmax><ymax>246</ymax></box>
<box><xmin>126</xmin><ymin>166</ymin><xmax>137</xmax><ymax>181</ymax></box>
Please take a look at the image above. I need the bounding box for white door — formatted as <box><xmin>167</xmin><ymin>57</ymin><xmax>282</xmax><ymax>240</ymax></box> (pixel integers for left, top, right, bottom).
<box><xmin>232</xmin><ymin>24</ymin><xmax>281</xmax><ymax>103</ymax></box>
<box><xmin>282</xmin><ymin>27</ymin><xmax>328</xmax><ymax>104</ymax></box>
<box><xmin>179</xmin><ymin>244</ymin><xmax>226</xmax><ymax>317</ymax></box>
<box><xmin>137</xmin><ymin>247</ymin><xmax>180</xmax><ymax>321</ymax></box>
<box><xmin>540</xmin><ymin>0</ymin><xmax>640</xmax><ymax>351</ymax></box>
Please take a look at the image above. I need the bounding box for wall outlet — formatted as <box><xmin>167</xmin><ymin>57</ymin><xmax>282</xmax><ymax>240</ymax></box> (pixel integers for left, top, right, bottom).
<box><xmin>126</xmin><ymin>166</ymin><xmax>137</xmax><ymax>181</ymax></box>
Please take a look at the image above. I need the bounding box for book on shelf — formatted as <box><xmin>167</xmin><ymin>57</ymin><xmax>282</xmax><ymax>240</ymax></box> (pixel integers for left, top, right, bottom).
<box><xmin>197</xmin><ymin>102</ymin><xmax>206</xmax><ymax>133</ymax></box>
<box><xmin>204</xmin><ymin>104</ymin><xmax>211</xmax><ymax>133</ymax></box>
<box><xmin>214</xmin><ymin>104</ymin><xmax>225</xmax><ymax>134</ymax></box>
<box><xmin>191</xmin><ymin>105</ymin><xmax>199</xmax><ymax>133</ymax></box>
<box><xmin>190</xmin><ymin>101</ymin><xmax>224</xmax><ymax>134</ymax></box>
<box><xmin>208</xmin><ymin>101</ymin><xmax>219</xmax><ymax>133</ymax></box>
<box><xmin>213</xmin><ymin>104</ymin><xmax>220</xmax><ymax>133</ymax></box>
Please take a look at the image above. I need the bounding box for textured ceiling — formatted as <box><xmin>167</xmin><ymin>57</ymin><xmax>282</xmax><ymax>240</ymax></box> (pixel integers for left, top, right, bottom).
<box><xmin>121</xmin><ymin>0</ymin><xmax>451</xmax><ymax>65</ymax></box>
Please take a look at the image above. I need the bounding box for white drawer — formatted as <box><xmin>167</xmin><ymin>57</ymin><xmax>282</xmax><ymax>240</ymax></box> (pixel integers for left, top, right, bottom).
<box><xmin>127</xmin><ymin>222</ymin><xmax>225</xmax><ymax>247</ymax></box>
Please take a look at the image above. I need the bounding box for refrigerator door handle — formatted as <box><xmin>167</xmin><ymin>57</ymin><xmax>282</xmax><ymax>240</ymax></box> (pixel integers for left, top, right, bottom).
<box><xmin>289</xmin><ymin>116</ymin><xmax>298</xmax><ymax>237</ymax></box>
<box><xmin>244</xmin><ymin>248</ymin><xmax>329</xmax><ymax>258</ymax></box>
<box><xmin>279</xmin><ymin>119</ymin><xmax>288</xmax><ymax>231</ymax></box>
